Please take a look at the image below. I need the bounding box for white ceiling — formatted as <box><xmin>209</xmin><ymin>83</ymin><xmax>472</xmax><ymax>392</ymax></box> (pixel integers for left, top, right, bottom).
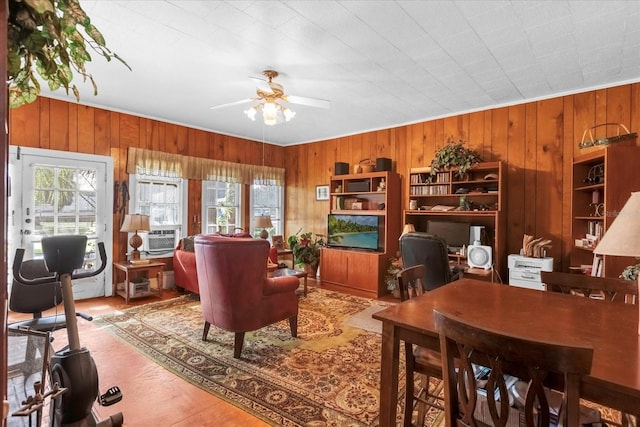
<box><xmin>44</xmin><ymin>1</ymin><xmax>640</xmax><ymax>146</ymax></box>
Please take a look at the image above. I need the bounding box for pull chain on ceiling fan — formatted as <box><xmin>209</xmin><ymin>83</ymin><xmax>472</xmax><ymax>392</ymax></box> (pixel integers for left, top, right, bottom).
<box><xmin>210</xmin><ymin>69</ymin><xmax>330</xmax><ymax>126</ymax></box>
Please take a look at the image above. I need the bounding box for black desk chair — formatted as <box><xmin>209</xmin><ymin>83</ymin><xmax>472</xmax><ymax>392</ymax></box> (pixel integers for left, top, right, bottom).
<box><xmin>9</xmin><ymin>259</ymin><xmax>67</xmax><ymax>332</ymax></box>
<box><xmin>400</xmin><ymin>232</ymin><xmax>461</xmax><ymax>291</ymax></box>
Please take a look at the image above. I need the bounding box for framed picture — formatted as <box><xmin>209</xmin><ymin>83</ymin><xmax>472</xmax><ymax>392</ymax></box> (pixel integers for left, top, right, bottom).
<box><xmin>272</xmin><ymin>235</ymin><xmax>284</xmax><ymax>250</ymax></box>
<box><xmin>316</xmin><ymin>185</ymin><xmax>330</xmax><ymax>201</ymax></box>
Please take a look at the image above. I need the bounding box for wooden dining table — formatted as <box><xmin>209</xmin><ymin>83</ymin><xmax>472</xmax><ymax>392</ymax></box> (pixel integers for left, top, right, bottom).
<box><xmin>373</xmin><ymin>278</ymin><xmax>640</xmax><ymax>427</ymax></box>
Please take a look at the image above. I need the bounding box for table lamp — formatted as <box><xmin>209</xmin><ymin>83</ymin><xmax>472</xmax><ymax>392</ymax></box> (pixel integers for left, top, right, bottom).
<box><xmin>401</xmin><ymin>224</ymin><xmax>415</xmax><ymax>237</ymax></box>
<box><xmin>254</xmin><ymin>215</ymin><xmax>273</xmax><ymax>239</ymax></box>
<box><xmin>593</xmin><ymin>191</ymin><xmax>640</xmax><ymax>335</ymax></box>
<box><xmin>120</xmin><ymin>214</ymin><xmax>150</xmax><ymax>261</ymax></box>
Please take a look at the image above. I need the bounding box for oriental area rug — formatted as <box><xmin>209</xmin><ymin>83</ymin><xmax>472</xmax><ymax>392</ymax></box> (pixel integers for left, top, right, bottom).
<box><xmin>95</xmin><ymin>289</ymin><xmax>445</xmax><ymax>426</ymax></box>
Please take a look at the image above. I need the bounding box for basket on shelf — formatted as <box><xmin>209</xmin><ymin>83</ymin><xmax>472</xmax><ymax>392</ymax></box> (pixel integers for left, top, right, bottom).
<box><xmin>578</xmin><ymin>123</ymin><xmax>637</xmax><ymax>149</ymax></box>
<box><xmin>353</xmin><ymin>158</ymin><xmax>375</xmax><ymax>174</ymax></box>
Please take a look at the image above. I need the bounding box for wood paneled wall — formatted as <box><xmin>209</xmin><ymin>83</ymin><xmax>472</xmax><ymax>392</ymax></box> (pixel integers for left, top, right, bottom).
<box><xmin>8</xmin><ymin>83</ymin><xmax>640</xmax><ymax>276</ymax></box>
<box><xmin>284</xmin><ymin>83</ymin><xmax>640</xmax><ymax>276</ymax></box>
<box><xmin>8</xmin><ymin>98</ymin><xmax>286</xmax><ymax>265</ymax></box>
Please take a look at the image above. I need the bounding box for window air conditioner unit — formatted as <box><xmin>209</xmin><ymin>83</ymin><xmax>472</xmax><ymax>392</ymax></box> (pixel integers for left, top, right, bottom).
<box><xmin>142</xmin><ymin>229</ymin><xmax>179</xmax><ymax>253</ymax></box>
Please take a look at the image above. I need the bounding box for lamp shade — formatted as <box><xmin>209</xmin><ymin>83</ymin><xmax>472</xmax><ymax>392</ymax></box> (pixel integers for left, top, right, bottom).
<box><xmin>593</xmin><ymin>192</ymin><xmax>640</xmax><ymax>257</ymax></box>
<box><xmin>401</xmin><ymin>224</ymin><xmax>416</xmax><ymax>236</ymax></box>
<box><xmin>120</xmin><ymin>214</ymin><xmax>150</xmax><ymax>233</ymax></box>
<box><xmin>254</xmin><ymin>215</ymin><xmax>273</xmax><ymax>230</ymax></box>
<box><xmin>593</xmin><ymin>191</ymin><xmax>640</xmax><ymax>336</ymax></box>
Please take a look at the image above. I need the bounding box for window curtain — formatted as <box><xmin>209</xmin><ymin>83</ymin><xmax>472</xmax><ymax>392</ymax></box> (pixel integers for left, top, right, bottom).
<box><xmin>126</xmin><ymin>147</ymin><xmax>284</xmax><ymax>185</ymax></box>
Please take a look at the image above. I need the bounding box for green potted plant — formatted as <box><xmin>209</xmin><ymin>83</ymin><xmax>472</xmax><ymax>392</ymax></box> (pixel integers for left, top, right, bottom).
<box><xmin>287</xmin><ymin>230</ymin><xmax>325</xmax><ymax>277</ymax></box>
<box><xmin>7</xmin><ymin>0</ymin><xmax>130</xmax><ymax>108</ymax></box>
<box><xmin>384</xmin><ymin>257</ymin><xmax>403</xmax><ymax>298</ymax></box>
<box><xmin>621</xmin><ymin>259</ymin><xmax>640</xmax><ymax>281</ymax></box>
<box><xmin>430</xmin><ymin>139</ymin><xmax>482</xmax><ymax>179</ymax></box>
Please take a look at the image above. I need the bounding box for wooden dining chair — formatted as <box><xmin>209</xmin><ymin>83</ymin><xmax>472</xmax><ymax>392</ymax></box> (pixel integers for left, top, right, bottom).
<box><xmin>397</xmin><ymin>264</ymin><xmax>445</xmax><ymax>426</ymax></box>
<box><xmin>542</xmin><ymin>271</ymin><xmax>638</xmax><ymax>304</ymax></box>
<box><xmin>542</xmin><ymin>271</ymin><xmax>637</xmax><ymax>427</ymax></box>
<box><xmin>434</xmin><ymin>309</ymin><xmax>594</xmax><ymax>427</ymax></box>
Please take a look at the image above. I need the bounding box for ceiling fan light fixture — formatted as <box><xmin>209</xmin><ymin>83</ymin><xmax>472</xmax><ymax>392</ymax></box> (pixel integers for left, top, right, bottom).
<box><xmin>283</xmin><ymin>107</ymin><xmax>296</xmax><ymax>122</ymax></box>
<box><xmin>262</xmin><ymin>101</ymin><xmax>278</xmax><ymax>125</ymax></box>
<box><xmin>244</xmin><ymin>106</ymin><xmax>257</xmax><ymax>121</ymax></box>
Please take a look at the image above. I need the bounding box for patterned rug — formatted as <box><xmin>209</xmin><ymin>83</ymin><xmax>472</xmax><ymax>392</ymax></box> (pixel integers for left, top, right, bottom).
<box><xmin>95</xmin><ymin>288</ymin><xmax>443</xmax><ymax>426</ymax></box>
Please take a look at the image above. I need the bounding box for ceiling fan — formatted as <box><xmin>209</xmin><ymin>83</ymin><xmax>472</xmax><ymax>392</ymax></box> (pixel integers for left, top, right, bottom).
<box><xmin>210</xmin><ymin>70</ymin><xmax>330</xmax><ymax>125</ymax></box>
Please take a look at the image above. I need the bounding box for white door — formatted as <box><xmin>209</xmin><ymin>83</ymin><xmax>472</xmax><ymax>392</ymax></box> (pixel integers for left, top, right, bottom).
<box><xmin>9</xmin><ymin>147</ymin><xmax>114</xmax><ymax>299</ymax></box>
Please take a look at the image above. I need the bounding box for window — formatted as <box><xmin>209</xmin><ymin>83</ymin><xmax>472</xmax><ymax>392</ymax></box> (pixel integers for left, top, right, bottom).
<box><xmin>202</xmin><ymin>180</ymin><xmax>242</xmax><ymax>234</ymax></box>
<box><xmin>251</xmin><ymin>182</ymin><xmax>283</xmax><ymax>238</ymax></box>
<box><xmin>129</xmin><ymin>174</ymin><xmax>187</xmax><ymax>256</ymax></box>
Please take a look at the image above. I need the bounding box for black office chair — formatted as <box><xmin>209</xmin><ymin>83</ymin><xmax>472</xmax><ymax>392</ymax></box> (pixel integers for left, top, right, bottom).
<box><xmin>399</xmin><ymin>232</ymin><xmax>461</xmax><ymax>291</ymax></box>
<box><xmin>9</xmin><ymin>258</ymin><xmax>67</xmax><ymax>332</ymax></box>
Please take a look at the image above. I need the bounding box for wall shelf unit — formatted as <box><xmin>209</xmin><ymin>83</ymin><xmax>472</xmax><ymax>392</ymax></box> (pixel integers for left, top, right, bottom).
<box><xmin>403</xmin><ymin>161</ymin><xmax>506</xmax><ymax>277</ymax></box>
<box><xmin>321</xmin><ymin>171</ymin><xmax>400</xmax><ymax>298</ymax></box>
<box><xmin>570</xmin><ymin>143</ymin><xmax>640</xmax><ymax>277</ymax></box>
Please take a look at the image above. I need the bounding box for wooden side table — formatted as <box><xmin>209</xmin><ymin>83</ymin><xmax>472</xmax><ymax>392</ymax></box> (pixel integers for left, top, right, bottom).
<box><xmin>277</xmin><ymin>249</ymin><xmax>294</xmax><ymax>268</ymax></box>
<box><xmin>271</xmin><ymin>268</ymin><xmax>308</xmax><ymax>297</ymax></box>
<box><xmin>113</xmin><ymin>261</ymin><xmax>165</xmax><ymax>304</ymax></box>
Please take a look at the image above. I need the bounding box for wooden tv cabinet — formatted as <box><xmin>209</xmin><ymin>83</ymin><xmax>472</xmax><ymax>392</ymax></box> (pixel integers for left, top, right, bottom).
<box><xmin>320</xmin><ymin>170</ymin><xmax>400</xmax><ymax>298</ymax></box>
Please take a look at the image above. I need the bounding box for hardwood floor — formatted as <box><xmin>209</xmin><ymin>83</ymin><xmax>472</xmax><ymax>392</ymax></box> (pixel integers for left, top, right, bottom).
<box><xmin>8</xmin><ymin>287</ymin><xmax>272</xmax><ymax>426</ymax></box>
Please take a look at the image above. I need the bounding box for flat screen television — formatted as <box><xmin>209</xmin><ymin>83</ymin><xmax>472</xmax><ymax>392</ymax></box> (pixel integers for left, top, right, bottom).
<box><xmin>327</xmin><ymin>214</ymin><xmax>379</xmax><ymax>251</ymax></box>
<box><xmin>427</xmin><ymin>220</ymin><xmax>470</xmax><ymax>250</ymax></box>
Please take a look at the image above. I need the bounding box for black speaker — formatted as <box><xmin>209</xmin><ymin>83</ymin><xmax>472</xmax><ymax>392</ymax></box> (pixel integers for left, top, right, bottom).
<box><xmin>335</xmin><ymin>162</ymin><xmax>349</xmax><ymax>175</ymax></box>
<box><xmin>375</xmin><ymin>157</ymin><xmax>392</xmax><ymax>172</ymax></box>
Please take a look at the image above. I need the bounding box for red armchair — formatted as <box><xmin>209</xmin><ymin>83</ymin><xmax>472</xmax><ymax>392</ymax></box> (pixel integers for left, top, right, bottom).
<box><xmin>173</xmin><ymin>233</ymin><xmax>277</xmax><ymax>294</ymax></box>
<box><xmin>195</xmin><ymin>235</ymin><xmax>299</xmax><ymax>358</ymax></box>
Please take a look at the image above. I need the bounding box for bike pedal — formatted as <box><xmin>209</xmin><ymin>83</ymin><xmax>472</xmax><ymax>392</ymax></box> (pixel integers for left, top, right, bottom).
<box><xmin>99</xmin><ymin>386</ymin><xmax>122</xmax><ymax>406</ymax></box>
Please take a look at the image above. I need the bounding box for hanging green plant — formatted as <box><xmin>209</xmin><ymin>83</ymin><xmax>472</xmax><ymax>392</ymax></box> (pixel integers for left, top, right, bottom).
<box><xmin>430</xmin><ymin>139</ymin><xmax>482</xmax><ymax>179</ymax></box>
<box><xmin>7</xmin><ymin>0</ymin><xmax>131</xmax><ymax>108</ymax></box>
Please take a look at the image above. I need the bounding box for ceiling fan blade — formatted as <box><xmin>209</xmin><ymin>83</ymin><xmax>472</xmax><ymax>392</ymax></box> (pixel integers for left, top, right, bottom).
<box><xmin>210</xmin><ymin>98</ymin><xmax>254</xmax><ymax>110</ymax></box>
<box><xmin>286</xmin><ymin>95</ymin><xmax>331</xmax><ymax>109</ymax></box>
<box><xmin>249</xmin><ymin>76</ymin><xmax>273</xmax><ymax>94</ymax></box>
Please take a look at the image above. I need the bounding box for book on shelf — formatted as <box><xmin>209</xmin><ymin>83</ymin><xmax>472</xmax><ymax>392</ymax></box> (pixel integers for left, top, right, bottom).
<box><xmin>591</xmin><ymin>254</ymin><xmax>603</xmax><ymax>277</ymax></box>
<box><xmin>430</xmin><ymin>205</ymin><xmax>456</xmax><ymax>211</ymax></box>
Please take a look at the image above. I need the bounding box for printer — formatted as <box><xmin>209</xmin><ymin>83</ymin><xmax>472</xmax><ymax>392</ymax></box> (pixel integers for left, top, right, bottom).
<box><xmin>508</xmin><ymin>254</ymin><xmax>554</xmax><ymax>291</ymax></box>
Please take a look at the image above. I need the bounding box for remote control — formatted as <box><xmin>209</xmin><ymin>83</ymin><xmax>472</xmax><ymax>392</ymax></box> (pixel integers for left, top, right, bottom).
<box><xmin>99</xmin><ymin>386</ymin><xmax>122</xmax><ymax>406</ymax></box>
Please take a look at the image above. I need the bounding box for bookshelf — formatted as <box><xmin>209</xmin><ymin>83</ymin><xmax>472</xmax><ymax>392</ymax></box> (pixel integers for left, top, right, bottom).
<box><xmin>404</xmin><ymin>161</ymin><xmax>506</xmax><ymax>278</ymax></box>
<box><xmin>570</xmin><ymin>143</ymin><xmax>640</xmax><ymax>277</ymax></box>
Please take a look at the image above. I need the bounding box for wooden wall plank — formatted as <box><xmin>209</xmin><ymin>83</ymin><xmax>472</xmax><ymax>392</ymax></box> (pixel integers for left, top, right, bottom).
<box><xmin>468</xmin><ymin>111</ymin><xmax>485</xmax><ymax>156</ymax></box>
<box><xmin>67</xmin><ymin>103</ymin><xmax>78</xmax><ymax>153</ymax></box>
<box><xmin>631</xmin><ymin>83</ymin><xmax>640</xmax><ymax>132</ymax></box>
<box><xmin>505</xmin><ymin>104</ymin><xmax>526</xmax><ymax>258</ymax></box>
<box><xmin>535</xmin><ymin>98</ymin><xmax>565</xmax><ymax>266</ymax></box>
<box><xmin>605</xmin><ymin>85</ymin><xmax>631</xmax><ymax>128</ymax></box>
<box><xmin>77</xmin><ymin>105</ymin><xmax>95</xmax><ymax>154</ymax></box>
<box><xmin>8</xmin><ymin>100</ymin><xmax>38</xmax><ymax>147</ymax></box>
<box><xmin>523</xmin><ymin>102</ymin><xmax>537</xmax><ymax>239</ymax></box>
<box><xmin>49</xmin><ymin>99</ymin><xmax>69</xmax><ymax>152</ymax></box>
<box><xmin>561</xmin><ymin>95</ymin><xmax>575</xmax><ymax>270</ymax></box>
<box><xmin>94</xmin><ymin>109</ymin><xmax>110</xmax><ymax>157</ymax></box>
<box><xmin>38</xmin><ymin>98</ymin><xmax>50</xmax><ymax>149</ymax></box>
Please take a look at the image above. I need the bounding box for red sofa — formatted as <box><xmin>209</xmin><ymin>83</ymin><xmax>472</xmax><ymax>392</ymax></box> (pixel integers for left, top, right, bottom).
<box><xmin>173</xmin><ymin>233</ymin><xmax>277</xmax><ymax>294</ymax></box>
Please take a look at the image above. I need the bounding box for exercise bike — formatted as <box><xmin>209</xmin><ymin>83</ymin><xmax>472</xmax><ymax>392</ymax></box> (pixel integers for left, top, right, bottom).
<box><xmin>11</xmin><ymin>235</ymin><xmax>124</xmax><ymax>427</ymax></box>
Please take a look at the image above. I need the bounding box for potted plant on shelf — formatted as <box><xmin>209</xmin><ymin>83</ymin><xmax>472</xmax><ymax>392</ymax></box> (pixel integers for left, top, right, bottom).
<box><xmin>430</xmin><ymin>139</ymin><xmax>482</xmax><ymax>179</ymax></box>
<box><xmin>621</xmin><ymin>260</ymin><xmax>640</xmax><ymax>281</ymax></box>
<box><xmin>287</xmin><ymin>230</ymin><xmax>326</xmax><ymax>277</ymax></box>
<box><xmin>385</xmin><ymin>257</ymin><xmax>403</xmax><ymax>298</ymax></box>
